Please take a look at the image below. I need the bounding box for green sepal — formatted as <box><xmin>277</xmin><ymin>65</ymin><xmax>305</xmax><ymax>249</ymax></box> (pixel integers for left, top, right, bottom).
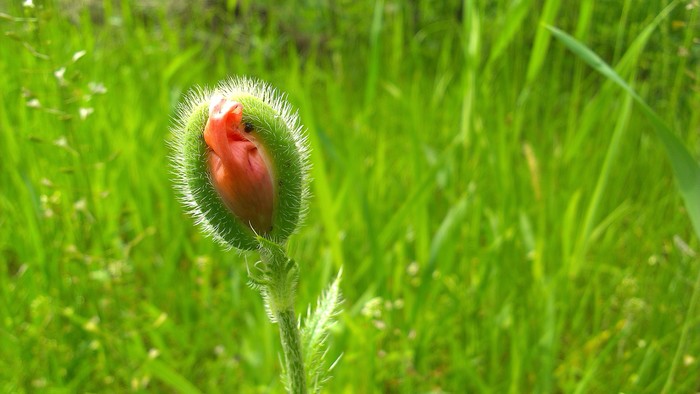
<box><xmin>172</xmin><ymin>77</ymin><xmax>309</xmax><ymax>250</ymax></box>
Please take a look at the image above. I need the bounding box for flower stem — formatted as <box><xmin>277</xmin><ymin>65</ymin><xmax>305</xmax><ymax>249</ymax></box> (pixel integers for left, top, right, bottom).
<box><xmin>257</xmin><ymin>237</ymin><xmax>307</xmax><ymax>394</ymax></box>
<box><xmin>276</xmin><ymin>308</ymin><xmax>306</xmax><ymax>394</ymax></box>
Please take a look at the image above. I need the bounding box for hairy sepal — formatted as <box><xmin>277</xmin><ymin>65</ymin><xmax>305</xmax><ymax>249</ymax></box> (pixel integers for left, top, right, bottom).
<box><xmin>171</xmin><ymin>77</ymin><xmax>310</xmax><ymax>250</ymax></box>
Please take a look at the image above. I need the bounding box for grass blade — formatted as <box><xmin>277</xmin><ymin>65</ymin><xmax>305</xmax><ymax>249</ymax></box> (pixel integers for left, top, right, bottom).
<box><xmin>146</xmin><ymin>359</ymin><xmax>203</xmax><ymax>394</ymax></box>
<box><xmin>549</xmin><ymin>23</ymin><xmax>700</xmax><ymax>393</ymax></box>
<box><xmin>547</xmin><ymin>24</ymin><xmax>700</xmax><ymax>242</ymax></box>
<box><xmin>486</xmin><ymin>0</ymin><xmax>532</xmax><ymax>67</ymax></box>
<box><xmin>572</xmin><ymin>94</ymin><xmax>633</xmax><ymax>274</ymax></box>
<box><xmin>411</xmin><ymin>194</ymin><xmax>470</xmax><ymax>322</ymax></box>
<box><xmin>526</xmin><ymin>0</ymin><xmax>562</xmax><ymax>83</ymax></box>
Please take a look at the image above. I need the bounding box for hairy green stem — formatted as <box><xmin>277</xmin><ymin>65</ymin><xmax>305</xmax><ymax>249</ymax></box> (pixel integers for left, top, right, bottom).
<box><xmin>277</xmin><ymin>308</ymin><xmax>307</xmax><ymax>394</ymax></box>
<box><xmin>257</xmin><ymin>237</ymin><xmax>307</xmax><ymax>394</ymax></box>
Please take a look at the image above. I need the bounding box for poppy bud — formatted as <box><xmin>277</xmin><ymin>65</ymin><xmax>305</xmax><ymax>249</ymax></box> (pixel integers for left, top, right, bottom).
<box><xmin>171</xmin><ymin>77</ymin><xmax>309</xmax><ymax>250</ymax></box>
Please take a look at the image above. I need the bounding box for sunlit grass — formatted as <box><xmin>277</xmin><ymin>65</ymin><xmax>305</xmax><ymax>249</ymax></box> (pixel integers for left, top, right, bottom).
<box><xmin>1</xmin><ymin>1</ymin><xmax>698</xmax><ymax>392</ymax></box>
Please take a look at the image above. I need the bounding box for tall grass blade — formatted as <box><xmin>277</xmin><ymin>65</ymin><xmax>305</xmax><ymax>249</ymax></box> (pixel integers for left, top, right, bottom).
<box><xmin>572</xmin><ymin>94</ymin><xmax>633</xmax><ymax>274</ymax></box>
<box><xmin>525</xmin><ymin>0</ymin><xmax>562</xmax><ymax>83</ymax></box>
<box><xmin>547</xmin><ymin>25</ymin><xmax>700</xmax><ymax>240</ymax></box>
<box><xmin>459</xmin><ymin>0</ymin><xmax>480</xmax><ymax>144</ymax></box>
<box><xmin>574</xmin><ymin>0</ymin><xmax>594</xmax><ymax>39</ymax></box>
<box><xmin>411</xmin><ymin>194</ymin><xmax>470</xmax><ymax>322</ymax></box>
<box><xmin>146</xmin><ymin>359</ymin><xmax>203</xmax><ymax>394</ymax></box>
<box><xmin>486</xmin><ymin>0</ymin><xmax>532</xmax><ymax>67</ymax></box>
<box><xmin>365</xmin><ymin>0</ymin><xmax>384</xmax><ymax>107</ymax></box>
<box><xmin>563</xmin><ymin>0</ymin><xmax>678</xmax><ymax>163</ymax></box>
<box><xmin>550</xmin><ymin>24</ymin><xmax>700</xmax><ymax>393</ymax></box>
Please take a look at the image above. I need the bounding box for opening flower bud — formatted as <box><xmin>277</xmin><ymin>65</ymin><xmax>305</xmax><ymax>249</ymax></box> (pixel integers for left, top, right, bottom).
<box><xmin>204</xmin><ymin>96</ymin><xmax>275</xmax><ymax>234</ymax></box>
<box><xmin>171</xmin><ymin>77</ymin><xmax>309</xmax><ymax>250</ymax></box>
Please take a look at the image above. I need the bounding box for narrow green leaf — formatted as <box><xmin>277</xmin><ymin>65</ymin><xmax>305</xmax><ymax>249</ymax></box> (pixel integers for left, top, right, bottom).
<box><xmin>571</xmin><ymin>94</ymin><xmax>633</xmax><ymax>275</ymax></box>
<box><xmin>487</xmin><ymin>0</ymin><xmax>532</xmax><ymax>66</ymax></box>
<box><xmin>526</xmin><ymin>0</ymin><xmax>562</xmax><ymax>83</ymax></box>
<box><xmin>146</xmin><ymin>359</ymin><xmax>203</xmax><ymax>394</ymax></box>
<box><xmin>411</xmin><ymin>194</ymin><xmax>470</xmax><ymax>322</ymax></box>
<box><xmin>547</xmin><ymin>24</ymin><xmax>700</xmax><ymax>240</ymax></box>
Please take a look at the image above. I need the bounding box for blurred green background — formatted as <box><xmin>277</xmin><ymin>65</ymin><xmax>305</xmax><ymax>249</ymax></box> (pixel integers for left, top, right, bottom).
<box><xmin>1</xmin><ymin>0</ymin><xmax>699</xmax><ymax>392</ymax></box>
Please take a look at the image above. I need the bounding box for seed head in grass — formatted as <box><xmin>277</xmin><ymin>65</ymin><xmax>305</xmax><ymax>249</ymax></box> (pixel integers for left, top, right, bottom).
<box><xmin>171</xmin><ymin>77</ymin><xmax>309</xmax><ymax>250</ymax></box>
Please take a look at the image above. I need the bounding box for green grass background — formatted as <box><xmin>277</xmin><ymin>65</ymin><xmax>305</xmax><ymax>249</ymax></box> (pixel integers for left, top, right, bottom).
<box><xmin>1</xmin><ymin>0</ymin><xmax>699</xmax><ymax>392</ymax></box>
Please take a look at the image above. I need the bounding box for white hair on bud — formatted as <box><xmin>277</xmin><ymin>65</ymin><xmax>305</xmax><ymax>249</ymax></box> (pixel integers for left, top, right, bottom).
<box><xmin>169</xmin><ymin>76</ymin><xmax>311</xmax><ymax>249</ymax></box>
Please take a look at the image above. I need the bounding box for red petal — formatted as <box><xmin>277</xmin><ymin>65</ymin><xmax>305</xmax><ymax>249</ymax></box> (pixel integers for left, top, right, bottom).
<box><xmin>204</xmin><ymin>97</ymin><xmax>275</xmax><ymax>233</ymax></box>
